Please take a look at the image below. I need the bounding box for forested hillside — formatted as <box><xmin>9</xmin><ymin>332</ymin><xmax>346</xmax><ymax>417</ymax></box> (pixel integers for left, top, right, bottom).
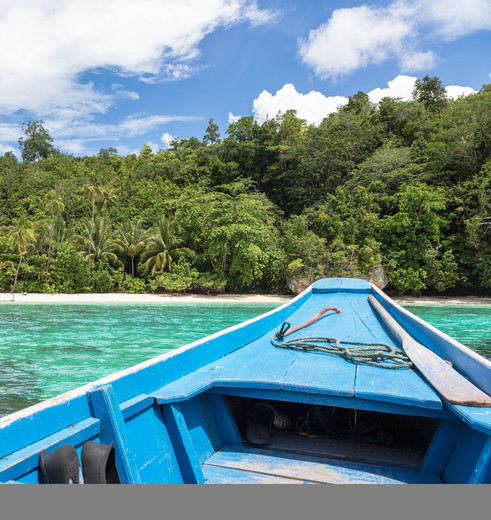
<box><xmin>1</xmin><ymin>77</ymin><xmax>490</xmax><ymax>295</ymax></box>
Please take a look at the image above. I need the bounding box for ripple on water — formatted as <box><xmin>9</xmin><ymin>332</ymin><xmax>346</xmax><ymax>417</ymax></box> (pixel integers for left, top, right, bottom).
<box><xmin>0</xmin><ymin>302</ymin><xmax>489</xmax><ymax>418</ymax></box>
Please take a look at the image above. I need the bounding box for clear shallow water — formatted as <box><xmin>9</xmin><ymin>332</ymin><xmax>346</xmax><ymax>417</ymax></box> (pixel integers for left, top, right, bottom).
<box><xmin>402</xmin><ymin>305</ymin><xmax>491</xmax><ymax>360</ymax></box>
<box><xmin>0</xmin><ymin>303</ymin><xmax>276</xmax><ymax>417</ymax></box>
<box><xmin>0</xmin><ymin>302</ymin><xmax>489</xmax><ymax>418</ymax></box>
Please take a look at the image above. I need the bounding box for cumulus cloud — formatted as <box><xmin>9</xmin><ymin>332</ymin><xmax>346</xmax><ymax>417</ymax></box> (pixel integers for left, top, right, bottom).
<box><xmin>298</xmin><ymin>0</ymin><xmax>491</xmax><ymax>79</ymax></box>
<box><xmin>253</xmin><ymin>84</ymin><xmax>348</xmax><ymax>125</ymax></box>
<box><xmin>446</xmin><ymin>85</ymin><xmax>478</xmax><ymax>99</ymax></box>
<box><xmin>228</xmin><ymin>112</ymin><xmax>241</xmax><ymax>124</ymax></box>
<box><xmin>161</xmin><ymin>132</ymin><xmax>175</xmax><ymax>149</ymax></box>
<box><xmin>252</xmin><ymin>76</ymin><xmax>477</xmax><ymax>126</ymax></box>
<box><xmin>367</xmin><ymin>75</ymin><xmax>418</xmax><ymax>103</ymax></box>
<box><xmin>0</xmin><ymin>0</ymin><xmax>276</xmax><ymax>118</ymax></box>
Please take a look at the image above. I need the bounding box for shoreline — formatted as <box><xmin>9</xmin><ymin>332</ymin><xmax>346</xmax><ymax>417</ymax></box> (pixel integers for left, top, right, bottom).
<box><xmin>1</xmin><ymin>292</ymin><xmax>490</xmax><ymax>306</ymax></box>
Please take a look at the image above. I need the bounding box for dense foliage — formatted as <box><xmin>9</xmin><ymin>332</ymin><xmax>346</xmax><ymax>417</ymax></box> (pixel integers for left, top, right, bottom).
<box><xmin>1</xmin><ymin>78</ymin><xmax>490</xmax><ymax>295</ymax></box>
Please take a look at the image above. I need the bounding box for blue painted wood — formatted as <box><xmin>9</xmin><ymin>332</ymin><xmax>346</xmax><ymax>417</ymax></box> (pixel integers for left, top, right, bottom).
<box><xmin>468</xmin><ymin>437</ymin><xmax>491</xmax><ymax>483</ymax></box>
<box><xmin>152</xmin><ymin>369</ymin><xmax>215</xmax><ymax>404</ymax></box>
<box><xmin>88</xmin><ymin>385</ymin><xmax>141</xmax><ymax>484</ymax></box>
<box><xmin>442</xmin><ymin>427</ymin><xmax>489</xmax><ymax>483</ymax></box>
<box><xmin>420</xmin><ymin>420</ymin><xmax>461</xmax><ymax>475</ymax></box>
<box><xmin>0</xmin><ymin>394</ymin><xmax>92</xmax><ymax>459</ymax></box>
<box><xmin>372</xmin><ymin>285</ymin><xmax>491</xmax><ymax>395</ymax></box>
<box><xmin>123</xmin><ymin>403</ymin><xmax>183</xmax><ymax>484</ymax></box>
<box><xmin>203</xmin><ymin>464</ymin><xmax>312</xmax><ymax>484</ymax></box>
<box><xmin>280</xmin><ymin>352</ymin><xmax>355</xmax><ymax>397</ymax></box>
<box><xmin>0</xmin><ymin>417</ymin><xmax>100</xmax><ymax>483</ymax></box>
<box><xmin>204</xmin><ymin>445</ymin><xmax>442</xmax><ymax>484</ymax></box>
<box><xmin>369</xmin><ymin>295</ymin><xmax>491</xmax><ymax>407</ymax></box>
<box><xmin>355</xmin><ymin>364</ymin><xmax>443</xmax><ymax>409</ymax></box>
<box><xmin>449</xmin><ymin>405</ymin><xmax>491</xmax><ymax>435</ymax></box>
<box><xmin>120</xmin><ymin>394</ymin><xmax>154</xmax><ymax>420</ymax></box>
<box><xmin>206</xmin><ymin>394</ymin><xmax>242</xmax><ymax>447</ymax></box>
<box><xmin>178</xmin><ymin>397</ymin><xmax>217</xmax><ymax>465</ymax></box>
<box><xmin>162</xmin><ymin>403</ymin><xmax>205</xmax><ymax>484</ymax></box>
<box><xmin>209</xmin><ymin>387</ymin><xmax>454</xmax><ymax>420</ymax></box>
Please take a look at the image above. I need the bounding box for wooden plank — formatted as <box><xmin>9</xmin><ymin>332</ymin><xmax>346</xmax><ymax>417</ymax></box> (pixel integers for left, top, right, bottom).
<box><xmin>355</xmin><ymin>363</ymin><xmax>442</xmax><ymax>409</ymax></box>
<box><xmin>206</xmin><ymin>394</ymin><xmax>242</xmax><ymax>447</ymax></box>
<box><xmin>420</xmin><ymin>420</ymin><xmax>461</xmax><ymax>475</ymax></box>
<box><xmin>203</xmin><ymin>464</ymin><xmax>312</xmax><ymax>484</ymax></box>
<box><xmin>205</xmin><ymin>445</ymin><xmax>441</xmax><ymax>484</ymax></box>
<box><xmin>264</xmin><ymin>430</ymin><xmax>424</xmax><ymax>470</ymax></box>
<box><xmin>468</xmin><ymin>437</ymin><xmax>491</xmax><ymax>484</ymax></box>
<box><xmin>280</xmin><ymin>352</ymin><xmax>356</xmax><ymax>397</ymax></box>
<box><xmin>449</xmin><ymin>405</ymin><xmax>491</xmax><ymax>435</ymax></box>
<box><xmin>0</xmin><ymin>417</ymin><xmax>100</xmax><ymax>482</ymax></box>
<box><xmin>162</xmin><ymin>403</ymin><xmax>205</xmax><ymax>484</ymax></box>
<box><xmin>88</xmin><ymin>385</ymin><xmax>141</xmax><ymax>484</ymax></box>
<box><xmin>369</xmin><ymin>295</ymin><xmax>491</xmax><ymax>407</ymax></box>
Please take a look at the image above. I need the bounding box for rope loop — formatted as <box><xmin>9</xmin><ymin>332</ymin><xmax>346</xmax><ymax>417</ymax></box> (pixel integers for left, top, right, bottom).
<box><xmin>271</xmin><ymin>334</ymin><xmax>413</xmax><ymax>370</ymax></box>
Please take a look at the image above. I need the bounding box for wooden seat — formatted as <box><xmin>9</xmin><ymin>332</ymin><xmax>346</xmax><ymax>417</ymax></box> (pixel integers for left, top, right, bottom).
<box><xmin>202</xmin><ymin>445</ymin><xmax>442</xmax><ymax>484</ymax></box>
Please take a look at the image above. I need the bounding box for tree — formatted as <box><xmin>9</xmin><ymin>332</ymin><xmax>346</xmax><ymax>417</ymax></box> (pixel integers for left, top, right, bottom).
<box><xmin>98</xmin><ymin>186</ymin><xmax>118</xmax><ymax>237</ymax></box>
<box><xmin>77</xmin><ymin>216</ymin><xmax>121</xmax><ymax>268</ymax></box>
<box><xmin>7</xmin><ymin>216</ymin><xmax>36</xmax><ymax>295</ymax></box>
<box><xmin>412</xmin><ymin>75</ymin><xmax>448</xmax><ymax>118</ymax></box>
<box><xmin>141</xmin><ymin>216</ymin><xmax>193</xmax><ymax>276</ymax></box>
<box><xmin>83</xmin><ymin>183</ymin><xmax>103</xmax><ymax>287</ymax></box>
<box><xmin>44</xmin><ymin>190</ymin><xmax>64</xmax><ymax>280</ymax></box>
<box><xmin>18</xmin><ymin>120</ymin><xmax>58</xmax><ymax>162</ymax></box>
<box><xmin>114</xmin><ymin>221</ymin><xmax>150</xmax><ymax>276</ymax></box>
<box><xmin>203</xmin><ymin>118</ymin><xmax>220</xmax><ymax>145</ymax></box>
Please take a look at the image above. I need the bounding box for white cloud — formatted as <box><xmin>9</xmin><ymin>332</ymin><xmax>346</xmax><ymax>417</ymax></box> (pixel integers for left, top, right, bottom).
<box><xmin>298</xmin><ymin>1</ymin><xmax>491</xmax><ymax>79</ymax></box>
<box><xmin>368</xmin><ymin>75</ymin><xmax>417</xmax><ymax>103</ymax></box>
<box><xmin>418</xmin><ymin>0</ymin><xmax>491</xmax><ymax>40</ymax></box>
<box><xmin>252</xmin><ymin>76</ymin><xmax>477</xmax><ymax>126</ymax></box>
<box><xmin>0</xmin><ymin>0</ymin><xmax>276</xmax><ymax>119</ymax></box>
<box><xmin>253</xmin><ymin>84</ymin><xmax>348</xmax><ymax>125</ymax></box>
<box><xmin>161</xmin><ymin>132</ymin><xmax>175</xmax><ymax>149</ymax></box>
<box><xmin>446</xmin><ymin>85</ymin><xmax>478</xmax><ymax>99</ymax></box>
<box><xmin>228</xmin><ymin>112</ymin><xmax>241</xmax><ymax>124</ymax></box>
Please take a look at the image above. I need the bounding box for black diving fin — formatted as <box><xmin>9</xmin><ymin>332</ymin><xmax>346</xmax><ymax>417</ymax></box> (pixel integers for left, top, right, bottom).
<box><xmin>81</xmin><ymin>441</ymin><xmax>121</xmax><ymax>484</ymax></box>
<box><xmin>39</xmin><ymin>444</ymin><xmax>81</xmax><ymax>484</ymax></box>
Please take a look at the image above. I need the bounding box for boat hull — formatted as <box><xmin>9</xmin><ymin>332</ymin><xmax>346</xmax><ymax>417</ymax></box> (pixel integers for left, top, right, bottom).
<box><xmin>1</xmin><ymin>278</ymin><xmax>490</xmax><ymax>484</ymax></box>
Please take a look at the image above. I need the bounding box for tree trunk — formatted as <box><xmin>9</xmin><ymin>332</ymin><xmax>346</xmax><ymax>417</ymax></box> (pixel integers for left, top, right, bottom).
<box><xmin>45</xmin><ymin>215</ymin><xmax>55</xmax><ymax>281</ymax></box>
<box><xmin>88</xmin><ymin>199</ymin><xmax>95</xmax><ymax>288</ymax></box>
<box><xmin>12</xmin><ymin>254</ymin><xmax>23</xmax><ymax>295</ymax></box>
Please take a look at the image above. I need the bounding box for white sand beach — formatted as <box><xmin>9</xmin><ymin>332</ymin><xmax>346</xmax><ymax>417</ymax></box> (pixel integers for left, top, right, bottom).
<box><xmin>1</xmin><ymin>292</ymin><xmax>490</xmax><ymax>305</ymax></box>
<box><xmin>1</xmin><ymin>292</ymin><xmax>292</xmax><ymax>304</ymax></box>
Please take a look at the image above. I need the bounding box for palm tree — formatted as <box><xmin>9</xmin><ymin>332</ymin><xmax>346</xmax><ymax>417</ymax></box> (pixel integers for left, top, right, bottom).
<box><xmin>7</xmin><ymin>216</ymin><xmax>36</xmax><ymax>296</ymax></box>
<box><xmin>113</xmin><ymin>221</ymin><xmax>150</xmax><ymax>277</ymax></box>
<box><xmin>76</xmin><ymin>216</ymin><xmax>122</xmax><ymax>268</ymax></box>
<box><xmin>141</xmin><ymin>216</ymin><xmax>193</xmax><ymax>277</ymax></box>
<box><xmin>44</xmin><ymin>190</ymin><xmax>64</xmax><ymax>280</ymax></box>
<box><xmin>98</xmin><ymin>186</ymin><xmax>118</xmax><ymax>238</ymax></box>
<box><xmin>83</xmin><ymin>183</ymin><xmax>103</xmax><ymax>287</ymax></box>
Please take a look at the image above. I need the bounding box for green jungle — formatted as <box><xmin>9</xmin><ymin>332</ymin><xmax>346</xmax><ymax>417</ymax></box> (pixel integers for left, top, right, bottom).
<box><xmin>1</xmin><ymin>76</ymin><xmax>490</xmax><ymax>296</ymax></box>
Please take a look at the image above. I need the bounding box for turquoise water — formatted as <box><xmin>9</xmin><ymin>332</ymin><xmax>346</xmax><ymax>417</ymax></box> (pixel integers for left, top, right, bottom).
<box><xmin>0</xmin><ymin>302</ymin><xmax>489</xmax><ymax>418</ymax></box>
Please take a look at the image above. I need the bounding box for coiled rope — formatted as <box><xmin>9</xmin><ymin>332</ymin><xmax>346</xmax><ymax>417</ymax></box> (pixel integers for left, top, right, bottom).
<box><xmin>272</xmin><ymin>318</ymin><xmax>413</xmax><ymax>370</ymax></box>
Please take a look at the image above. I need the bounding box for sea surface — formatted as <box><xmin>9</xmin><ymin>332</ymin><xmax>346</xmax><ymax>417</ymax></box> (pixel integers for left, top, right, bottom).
<box><xmin>0</xmin><ymin>302</ymin><xmax>490</xmax><ymax>418</ymax></box>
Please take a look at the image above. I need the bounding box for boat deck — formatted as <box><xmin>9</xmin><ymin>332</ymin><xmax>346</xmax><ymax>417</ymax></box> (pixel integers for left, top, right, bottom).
<box><xmin>153</xmin><ymin>292</ymin><xmax>444</xmax><ymax>415</ymax></box>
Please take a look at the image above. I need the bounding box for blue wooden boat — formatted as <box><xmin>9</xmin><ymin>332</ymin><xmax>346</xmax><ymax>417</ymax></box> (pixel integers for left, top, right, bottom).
<box><xmin>1</xmin><ymin>278</ymin><xmax>490</xmax><ymax>484</ymax></box>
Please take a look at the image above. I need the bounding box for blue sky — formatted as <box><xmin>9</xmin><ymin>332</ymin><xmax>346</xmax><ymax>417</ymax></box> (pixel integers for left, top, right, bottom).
<box><xmin>0</xmin><ymin>0</ymin><xmax>490</xmax><ymax>158</ymax></box>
